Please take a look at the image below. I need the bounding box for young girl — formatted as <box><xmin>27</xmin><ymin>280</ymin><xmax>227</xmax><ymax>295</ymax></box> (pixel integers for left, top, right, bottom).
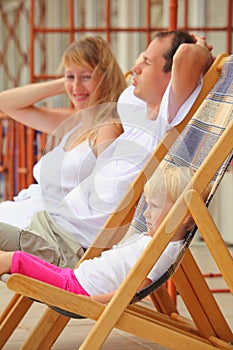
<box><xmin>0</xmin><ymin>166</ymin><xmax>196</xmax><ymax>303</ymax></box>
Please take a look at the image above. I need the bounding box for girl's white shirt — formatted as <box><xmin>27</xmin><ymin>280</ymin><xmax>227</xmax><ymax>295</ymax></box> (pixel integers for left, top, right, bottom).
<box><xmin>75</xmin><ymin>234</ymin><xmax>184</xmax><ymax>295</ymax></box>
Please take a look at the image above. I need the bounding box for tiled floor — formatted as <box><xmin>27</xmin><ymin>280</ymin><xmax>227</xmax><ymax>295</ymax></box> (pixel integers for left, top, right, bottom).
<box><xmin>0</xmin><ymin>240</ymin><xmax>232</xmax><ymax>349</ymax></box>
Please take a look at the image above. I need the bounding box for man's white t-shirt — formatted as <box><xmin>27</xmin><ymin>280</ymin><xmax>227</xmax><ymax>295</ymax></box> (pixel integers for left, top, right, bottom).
<box><xmin>50</xmin><ymin>80</ymin><xmax>202</xmax><ymax>248</ymax></box>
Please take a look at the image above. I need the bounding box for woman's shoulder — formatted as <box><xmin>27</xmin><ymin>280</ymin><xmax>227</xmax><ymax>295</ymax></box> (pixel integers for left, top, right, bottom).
<box><xmin>92</xmin><ymin>122</ymin><xmax>123</xmax><ymax>156</ymax></box>
<box><xmin>98</xmin><ymin>122</ymin><xmax>123</xmax><ymax>138</ymax></box>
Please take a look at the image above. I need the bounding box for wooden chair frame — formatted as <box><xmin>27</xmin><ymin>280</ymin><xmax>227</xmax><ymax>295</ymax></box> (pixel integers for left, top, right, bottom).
<box><xmin>0</xmin><ymin>53</ymin><xmax>230</xmax><ymax>350</ymax></box>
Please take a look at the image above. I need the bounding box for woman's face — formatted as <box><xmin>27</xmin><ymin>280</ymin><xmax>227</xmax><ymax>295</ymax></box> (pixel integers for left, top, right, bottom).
<box><xmin>64</xmin><ymin>63</ymin><xmax>99</xmax><ymax>110</ymax></box>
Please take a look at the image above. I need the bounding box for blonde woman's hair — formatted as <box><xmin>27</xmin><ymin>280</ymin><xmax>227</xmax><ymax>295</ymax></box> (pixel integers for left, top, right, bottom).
<box><xmin>60</xmin><ymin>36</ymin><xmax>126</xmax><ymax>105</ymax></box>
<box><xmin>58</xmin><ymin>35</ymin><xmax>126</xmax><ymax>143</ymax></box>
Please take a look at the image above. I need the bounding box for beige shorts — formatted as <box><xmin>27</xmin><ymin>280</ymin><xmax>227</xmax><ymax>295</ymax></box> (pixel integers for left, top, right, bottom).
<box><xmin>0</xmin><ymin>211</ymin><xmax>84</xmax><ymax>268</ymax></box>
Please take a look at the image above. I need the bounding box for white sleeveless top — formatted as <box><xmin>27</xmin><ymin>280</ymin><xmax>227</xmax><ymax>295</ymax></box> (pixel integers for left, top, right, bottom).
<box><xmin>0</xmin><ymin>125</ymin><xmax>97</xmax><ymax>228</ymax></box>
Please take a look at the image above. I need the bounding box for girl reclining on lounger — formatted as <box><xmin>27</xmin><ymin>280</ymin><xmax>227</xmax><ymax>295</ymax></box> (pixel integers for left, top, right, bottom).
<box><xmin>0</xmin><ymin>166</ymin><xmax>208</xmax><ymax>304</ymax></box>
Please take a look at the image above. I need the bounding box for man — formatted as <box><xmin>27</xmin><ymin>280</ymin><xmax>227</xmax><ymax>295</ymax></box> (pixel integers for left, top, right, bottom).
<box><xmin>0</xmin><ymin>31</ymin><xmax>212</xmax><ymax>267</ymax></box>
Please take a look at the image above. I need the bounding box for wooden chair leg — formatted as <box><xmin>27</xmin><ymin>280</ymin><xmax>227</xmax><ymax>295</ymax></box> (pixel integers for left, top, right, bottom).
<box><xmin>20</xmin><ymin>308</ymin><xmax>70</xmax><ymax>350</ymax></box>
<box><xmin>0</xmin><ymin>295</ymin><xmax>33</xmax><ymax>349</ymax></box>
<box><xmin>185</xmin><ymin>189</ymin><xmax>233</xmax><ymax>293</ymax></box>
<box><xmin>150</xmin><ymin>284</ymin><xmax>178</xmax><ymax>315</ymax></box>
<box><xmin>0</xmin><ymin>293</ymin><xmax>21</xmax><ymax>325</ymax></box>
<box><xmin>173</xmin><ymin>250</ymin><xmax>233</xmax><ymax>343</ymax></box>
<box><xmin>167</xmin><ymin>278</ymin><xmax>177</xmax><ymax>304</ymax></box>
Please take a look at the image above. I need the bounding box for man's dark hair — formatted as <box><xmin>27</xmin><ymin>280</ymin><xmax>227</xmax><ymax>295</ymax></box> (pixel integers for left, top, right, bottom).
<box><xmin>154</xmin><ymin>31</ymin><xmax>196</xmax><ymax>73</ymax></box>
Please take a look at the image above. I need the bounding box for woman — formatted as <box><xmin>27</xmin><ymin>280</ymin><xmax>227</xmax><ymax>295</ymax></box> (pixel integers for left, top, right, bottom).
<box><xmin>0</xmin><ymin>35</ymin><xmax>126</xmax><ymax>228</ymax></box>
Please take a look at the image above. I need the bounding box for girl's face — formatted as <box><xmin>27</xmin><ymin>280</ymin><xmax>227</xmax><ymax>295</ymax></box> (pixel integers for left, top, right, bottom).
<box><xmin>64</xmin><ymin>63</ymin><xmax>99</xmax><ymax>110</ymax></box>
<box><xmin>143</xmin><ymin>192</ymin><xmax>173</xmax><ymax>233</ymax></box>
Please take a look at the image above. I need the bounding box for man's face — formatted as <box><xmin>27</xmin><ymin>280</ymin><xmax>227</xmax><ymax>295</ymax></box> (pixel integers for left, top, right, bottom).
<box><xmin>132</xmin><ymin>36</ymin><xmax>172</xmax><ymax>113</ymax></box>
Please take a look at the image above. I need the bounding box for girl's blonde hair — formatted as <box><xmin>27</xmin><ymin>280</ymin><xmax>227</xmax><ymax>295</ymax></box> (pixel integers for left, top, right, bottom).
<box><xmin>144</xmin><ymin>166</ymin><xmax>212</xmax><ymax>233</ymax></box>
<box><xmin>145</xmin><ymin>166</ymin><xmax>194</xmax><ymax>204</ymax></box>
<box><xmin>58</xmin><ymin>35</ymin><xmax>126</xmax><ymax>144</ymax></box>
<box><xmin>145</xmin><ymin>165</ymin><xmax>211</xmax><ymax>204</ymax></box>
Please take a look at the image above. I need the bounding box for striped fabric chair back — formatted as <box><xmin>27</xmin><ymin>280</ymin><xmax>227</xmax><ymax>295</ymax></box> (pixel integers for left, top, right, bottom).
<box><xmin>131</xmin><ymin>54</ymin><xmax>233</xmax><ymax>302</ymax></box>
